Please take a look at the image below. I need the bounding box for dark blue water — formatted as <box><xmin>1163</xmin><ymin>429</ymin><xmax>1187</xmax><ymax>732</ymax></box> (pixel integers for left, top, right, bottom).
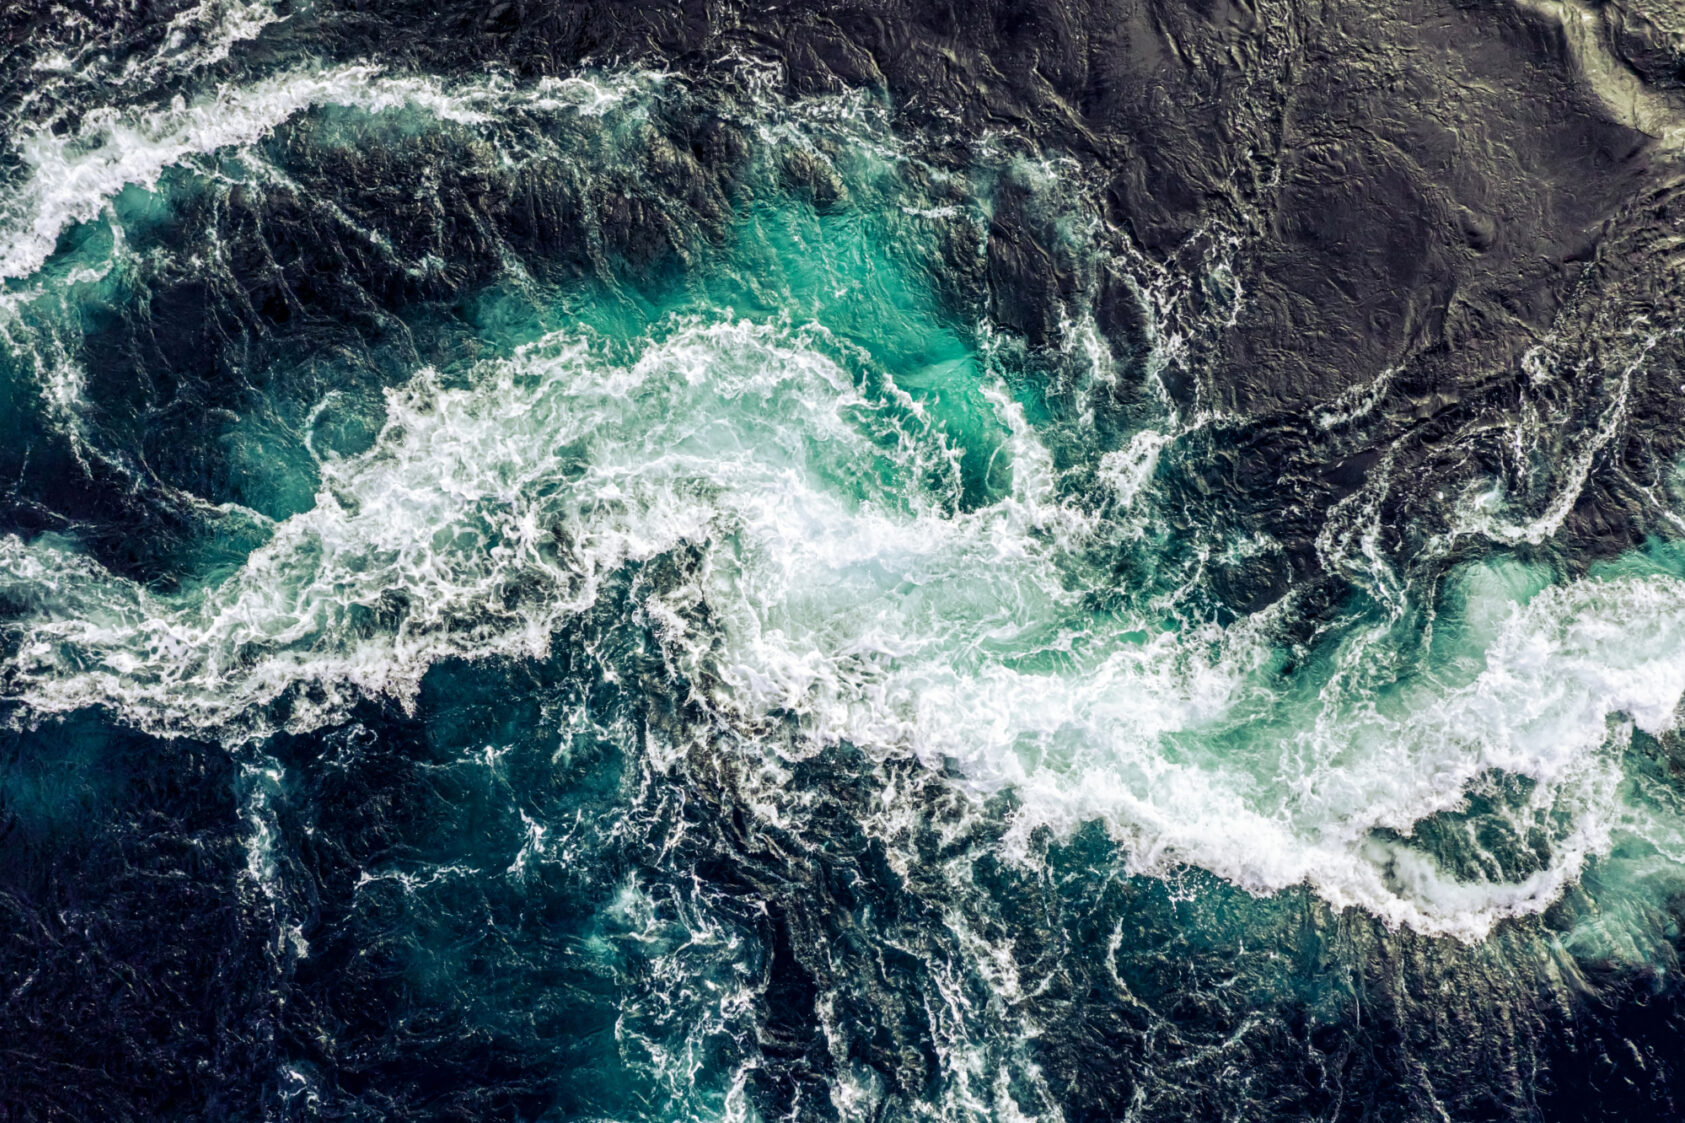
<box><xmin>4</xmin><ymin>3</ymin><xmax>1685</xmax><ymax>1120</ymax></box>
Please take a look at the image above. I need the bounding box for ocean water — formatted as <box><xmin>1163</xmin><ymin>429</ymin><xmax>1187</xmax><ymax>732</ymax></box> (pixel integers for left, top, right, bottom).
<box><xmin>4</xmin><ymin>5</ymin><xmax>1685</xmax><ymax>1120</ymax></box>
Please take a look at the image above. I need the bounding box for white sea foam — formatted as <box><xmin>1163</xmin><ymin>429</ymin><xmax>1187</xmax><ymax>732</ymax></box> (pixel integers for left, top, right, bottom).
<box><xmin>0</xmin><ymin>319</ymin><xmax>938</xmax><ymax>733</ymax></box>
<box><xmin>141</xmin><ymin>0</ymin><xmax>289</xmax><ymax>78</ymax></box>
<box><xmin>1097</xmin><ymin>429</ymin><xmax>1167</xmax><ymax>509</ymax></box>
<box><xmin>4</xmin><ymin>305</ymin><xmax>1683</xmax><ymax>940</ymax></box>
<box><xmin>1444</xmin><ymin>320</ymin><xmax>1678</xmax><ymax>548</ymax></box>
<box><xmin>1316</xmin><ymin>364</ymin><xmax>1395</xmax><ymax>429</ymax></box>
<box><xmin>0</xmin><ymin>64</ymin><xmax>650</xmax><ymax>282</ymax></box>
<box><xmin>2</xmin><ymin>60</ymin><xmax>1681</xmax><ymax>943</ymax></box>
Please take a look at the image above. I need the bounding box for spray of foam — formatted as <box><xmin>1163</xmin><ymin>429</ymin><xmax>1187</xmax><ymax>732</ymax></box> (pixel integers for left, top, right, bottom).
<box><xmin>141</xmin><ymin>0</ymin><xmax>290</xmax><ymax>77</ymax></box>
<box><xmin>3</xmin><ymin>311</ymin><xmax>1684</xmax><ymax>939</ymax></box>
<box><xmin>0</xmin><ymin>318</ymin><xmax>948</xmax><ymax>733</ymax></box>
<box><xmin>0</xmin><ymin>64</ymin><xmax>650</xmax><ymax>282</ymax></box>
<box><xmin>1</xmin><ymin>55</ymin><xmax>1680</xmax><ymax>941</ymax></box>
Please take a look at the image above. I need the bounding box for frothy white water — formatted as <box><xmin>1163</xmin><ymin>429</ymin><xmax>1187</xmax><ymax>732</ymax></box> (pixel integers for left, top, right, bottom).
<box><xmin>706</xmin><ymin>477</ymin><xmax>1685</xmax><ymax>940</ymax></box>
<box><xmin>141</xmin><ymin>0</ymin><xmax>288</xmax><ymax>78</ymax></box>
<box><xmin>0</xmin><ymin>317</ymin><xmax>962</xmax><ymax>731</ymax></box>
<box><xmin>14</xmin><ymin>0</ymin><xmax>286</xmax><ymax>118</ymax></box>
<box><xmin>3</xmin><ymin>52</ymin><xmax>1681</xmax><ymax>942</ymax></box>
<box><xmin>4</xmin><ymin>312</ymin><xmax>1684</xmax><ymax>939</ymax></box>
<box><xmin>1443</xmin><ymin>319</ymin><xmax>1679</xmax><ymax>549</ymax></box>
<box><xmin>0</xmin><ymin>63</ymin><xmax>650</xmax><ymax>282</ymax></box>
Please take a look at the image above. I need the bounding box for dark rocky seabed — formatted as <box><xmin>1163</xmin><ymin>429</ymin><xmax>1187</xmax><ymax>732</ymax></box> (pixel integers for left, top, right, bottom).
<box><xmin>6</xmin><ymin>0</ymin><xmax>1685</xmax><ymax>1119</ymax></box>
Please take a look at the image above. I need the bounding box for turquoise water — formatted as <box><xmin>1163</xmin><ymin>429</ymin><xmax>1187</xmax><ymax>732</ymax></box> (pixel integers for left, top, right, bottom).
<box><xmin>3</xmin><ymin>41</ymin><xmax>1685</xmax><ymax>1120</ymax></box>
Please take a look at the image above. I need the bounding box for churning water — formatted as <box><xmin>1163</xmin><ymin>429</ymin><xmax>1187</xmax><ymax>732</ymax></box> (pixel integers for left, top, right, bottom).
<box><xmin>5</xmin><ymin>5</ymin><xmax>1685</xmax><ymax>1119</ymax></box>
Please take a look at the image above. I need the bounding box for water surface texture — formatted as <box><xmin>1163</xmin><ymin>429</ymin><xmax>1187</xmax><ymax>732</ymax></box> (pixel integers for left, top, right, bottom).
<box><xmin>6</xmin><ymin>1</ymin><xmax>1685</xmax><ymax>1119</ymax></box>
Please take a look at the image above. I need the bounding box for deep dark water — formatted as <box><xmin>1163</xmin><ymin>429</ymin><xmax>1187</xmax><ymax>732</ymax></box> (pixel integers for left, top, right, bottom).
<box><xmin>8</xmin><ymin>0</ymin><xmax>1685</xmax><ymax>1120</ymax></box>
<box><xmin>11</xmin><ymin>689</ymin><xmax>1685</xmax><ymax>1121</ymax></box>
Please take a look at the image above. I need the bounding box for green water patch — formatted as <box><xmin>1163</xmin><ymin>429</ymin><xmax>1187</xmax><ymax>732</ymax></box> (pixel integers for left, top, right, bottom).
<box><xmin>446</xmin><ymin>145</ymin><xmax>1012</xmax><ymax>512</ymax></box>
<box><xmin>0</xmin><ymin>70</ymin><xmax>1055</xmax><ymax>587</ymax></box>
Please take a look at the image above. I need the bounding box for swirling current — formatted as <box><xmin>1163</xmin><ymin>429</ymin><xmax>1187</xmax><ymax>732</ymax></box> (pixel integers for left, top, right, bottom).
<box><xmin>7</xmin><ymin>1</ymin><xmax>1685</xmax><ymax>1119</ymax></box>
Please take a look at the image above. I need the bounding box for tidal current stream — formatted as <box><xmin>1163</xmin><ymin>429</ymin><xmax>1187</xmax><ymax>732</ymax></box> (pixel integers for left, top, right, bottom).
<box><xmin>5</xmin><ymin>2</ymin><xmax>1685</xmax><ymax>1119</ymax></box>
